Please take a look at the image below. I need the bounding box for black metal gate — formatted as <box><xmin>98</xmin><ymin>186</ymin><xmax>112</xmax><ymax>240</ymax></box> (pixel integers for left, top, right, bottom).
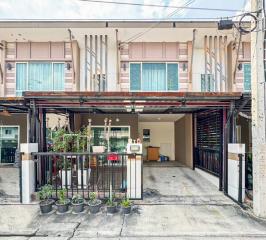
<box><xmin>194</xmin><ymin>110</ymin><xmax>223</xmax><ymax>177</ymax></box>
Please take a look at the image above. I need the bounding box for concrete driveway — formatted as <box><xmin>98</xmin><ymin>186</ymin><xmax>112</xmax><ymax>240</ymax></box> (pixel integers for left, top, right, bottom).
<box><xmin>142</xmin><ymin>165</ymin><xmax>232</xmax><ymax>205</ymax></box>
<box><xmin>1</xmin><ymin>165</ymin><xmax>266</xmax><ymax>239</ymax></box>
<box><xmin>0</xmin><ymin>166</ymin><xmax>20</xmax><ymax>204</ymax></box>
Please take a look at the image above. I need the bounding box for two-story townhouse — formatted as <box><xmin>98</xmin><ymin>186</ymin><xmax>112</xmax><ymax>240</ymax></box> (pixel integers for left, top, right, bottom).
<box><xmin>0</xmin><ymin>20</ymin><xmax>251</xmax><ymax>196</ymax></box>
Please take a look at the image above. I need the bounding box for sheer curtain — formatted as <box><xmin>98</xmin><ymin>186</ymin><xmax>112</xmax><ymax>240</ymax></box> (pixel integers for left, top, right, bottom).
<box><xmin>16</xmin><ymin>63</ymin><xmax>27</xmax><ymax>96</ymax></box>
<box><xmin>244</xmin><ymin>63</ymin><xmax>251</xmax><ymax>91</ymax></box>
<box><xmin>53</xmin><ymin>63</ymin><xmax>65</xmax><ymax>90</ymax></box>
<box><xmin>28</xmin><ymin>63</ymin><xmax>53</xmax><ymax>91</ymax></box>
<box><xmin>142</xmin><ymin>63</ymin><xmax>166</xmax><ymax>91</ymax></box>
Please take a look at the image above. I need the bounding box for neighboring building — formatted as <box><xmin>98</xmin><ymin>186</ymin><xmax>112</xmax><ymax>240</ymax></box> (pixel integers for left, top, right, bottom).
<box><xmin>0</xmin><ymin>20</ymin><xmax>251</xmax><ymax>193</ymax></box>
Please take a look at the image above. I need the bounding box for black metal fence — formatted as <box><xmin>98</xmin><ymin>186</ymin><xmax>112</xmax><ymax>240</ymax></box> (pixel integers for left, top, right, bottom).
<box><xmin>245</xmin><ymin>152</ymin><xmax>253</xmax><ymax>191</ymax></box>
<box><xmin>194</xmin><ymin>147</ymin><xmax>221</xmax><ymax>176</ymax></box>
<box><xmin>1</xmin><ymin>147</ymin><xmax>16</xmax><ymax>163</ymax></box>
<box><xmin>32</xmin><ymin>152</ymin><xmax>143</xmax><ymax>200</ymax></box>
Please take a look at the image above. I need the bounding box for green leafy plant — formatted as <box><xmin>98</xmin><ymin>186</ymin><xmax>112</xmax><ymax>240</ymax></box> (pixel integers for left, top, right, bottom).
<box><xmin>106</xmin><ymin>198</ymin><xmax>116</xmax><ymax>207</ymax></box>
<box><xmin>57</xmin><ymin>158</ymin><xmax>71</xmax><ymax>170</ymax></box>
<box><xmin>52</xmin><ymin>128</ymin><xmax>67</xmax><ymax>152</ymax></box>
<box><xmin>88</xmin><ymin>192</ymin><xmax>100</xmax><ymax>205</ymax></box>
<box><xmin>72</xmin><ymin>194</ymin><xmax>84</xmax><ymax>204</ymax></box>
<box><xmin>57</xmin><ymin>189</ymin><xmax>68</xmax><ymax>205</ymax></box>
<box><xmin>37</xmin><ymin>184</ymin><xmax>53</xmax><ymax>203</ymax></box>
<box><xmin>121</xmin><ymin>198</ymin><xmax>132</xmax><ymax>208</ymax></box>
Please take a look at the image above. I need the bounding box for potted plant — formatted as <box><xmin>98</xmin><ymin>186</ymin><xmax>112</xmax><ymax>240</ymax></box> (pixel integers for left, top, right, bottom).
<box><xmin>106</xmin><ymin>198</ymin><xmax>117</xmax><ymax>214</ymax></box>
<box><xmin>71</xmin><ymin>194</ymin><xmax>85</xmax><ymax>213</ymax></box>
<box><xmin>37</xmin><ymin>184</ymin><xmax>54</xmax><ymax>214</ymax></box>
<box><xmin>59</xmin><ymin>159</ymin><xmax>72</xmax><ymax>187</ymax></box>
<box><xmin>88</xmin><ymin>192</ymin><xmax>102</xmax><ymax>214</ymax></box>
<box><xmin>121</xmin><ymin>198</ymin><xmax>132</xmax><ymax>215</ymax></box>
<box><xmin>56</xmin><ymin>189</ymin><xmax>70</xmax><ymax>213</ymax></box>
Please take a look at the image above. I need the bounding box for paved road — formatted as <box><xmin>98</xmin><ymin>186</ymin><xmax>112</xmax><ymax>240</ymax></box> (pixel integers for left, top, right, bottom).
<box><xmin>1</xmin><ymin>166</ymin><xmax>266</xmax><ymax>239</ymax></box>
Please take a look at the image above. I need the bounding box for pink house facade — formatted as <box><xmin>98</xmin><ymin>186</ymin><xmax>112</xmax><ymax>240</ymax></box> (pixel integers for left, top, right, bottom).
<box><xmin>0</xmin><ymin>20</ymin><xmax>252</xmax><ymax>205</ymax></box>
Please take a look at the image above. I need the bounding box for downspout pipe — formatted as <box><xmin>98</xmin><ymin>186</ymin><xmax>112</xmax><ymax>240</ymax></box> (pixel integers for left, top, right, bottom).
<box><xmin>190</xmin><ymin>29</ymin><xmax>196</xmax><ymax>87</ymax></box>
<box><xmin>116</xmin><ymin>29</ymin><xmax>120</xmax><ymax>86</ymax></box>
<box><xmin>68</xmin><ymin>29</ymin><xmax>76</xmax><ymax>86</ymax></box>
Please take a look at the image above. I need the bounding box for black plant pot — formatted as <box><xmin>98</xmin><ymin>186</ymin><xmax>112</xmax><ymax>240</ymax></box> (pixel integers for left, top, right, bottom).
<box><xmin>56</xmin><ymin>199</ymin><xmax>70</xmax><ymax>213</ymax></box>
<box><xmin>88</xmin><ymin>200</ymin><xmax>102</xmax><ymax>214</ymax></box>
<box><xmin>40</xmin><ymin>199</ymin><xmax>54</xmax><ymax>214</ymax></box>
<box><xmin>107</xmin><ymin>204</ymin><xmax>117</xmax><ymax>214</ymax></box>
<box><xmin>122</xmin><ymin>206</ymin><xmax>131</xmax><ymax>215</ymax></box>
<box><xmin>72</xmin><ymin>201</ymin><xmax>84</xmax><ymax>213</ymax></box>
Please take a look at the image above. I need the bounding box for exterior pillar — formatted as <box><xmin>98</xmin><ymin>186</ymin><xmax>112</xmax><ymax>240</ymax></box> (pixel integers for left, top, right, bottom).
<box><xmin>251</xmin><ymin>0</ymin><xmax>266</xmax><ymax>217</ymax></box>
<box><xmin>20</xmin><ymin>143</ymin><xmax>38</xmax><ymax>204</ymax></box>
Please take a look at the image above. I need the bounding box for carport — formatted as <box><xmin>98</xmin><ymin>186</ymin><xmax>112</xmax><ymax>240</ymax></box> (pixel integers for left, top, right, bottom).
<box><xmin>18</xmin><ymin>91</ymin><xmax>251</xmax><ymax>197</ymax></box>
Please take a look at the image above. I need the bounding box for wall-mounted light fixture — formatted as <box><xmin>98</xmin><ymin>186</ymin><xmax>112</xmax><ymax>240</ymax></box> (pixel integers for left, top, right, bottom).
<box><xmin>182</xmin><ymin>62</ymin><xmax>188</xmax><ymax>72</ymax></box>
<box><xmin>6</xmin><ymin>62</ymin><xmax>12</xmax><ymax>71</ymax></box>
<box><xmin>65</xmin><ymin>62</ymin><xmax>71</xmax><ymax>70</ymax></box>
<box><xmin>237</xmin><ymin>63</ymin><xmax>243</xmax><ymax>71</ymax></box>
<box><xmin>123</xmin><ymin>63</ymin><xmax>127</xmax><ymax>72</ymax></box>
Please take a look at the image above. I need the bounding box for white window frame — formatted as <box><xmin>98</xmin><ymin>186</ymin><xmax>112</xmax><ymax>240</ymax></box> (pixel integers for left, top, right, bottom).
<box><xmin>129</xmin><ymin>62</ymin><xmax>179</xmax><ymax>92</ymax></box>
<box><xmin>15</xmin><ymin>62</ymin><xmax>65</xmax><ymax>96</ymax></box>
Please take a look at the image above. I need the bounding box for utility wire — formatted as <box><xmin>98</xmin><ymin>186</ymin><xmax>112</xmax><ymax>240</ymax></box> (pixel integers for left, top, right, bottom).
<box><xmin>79</xmin><ymin>0</ymin><xmax>244</xmax><ymax>13</ymax></box>
<box><xmin>121</xmin><ymin>0</ymin><xmax>195</xmax><ymax>44</ymax></box>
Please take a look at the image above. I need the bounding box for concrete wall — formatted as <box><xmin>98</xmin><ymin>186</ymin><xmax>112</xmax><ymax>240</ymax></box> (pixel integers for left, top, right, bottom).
<box><xmin>138</xmin><ymin>122</ymin><xmax>175</xmax><ymax>160</ymax></box>
<box><xmin>174</xmin><ymin>114</ymin><xmax>193</xmax><ymax>168</ymax></box>
<box><xmin>77</xmin><ymin>113</ymin><xmax>139</xmax><ymax>139</ymax></box>
<box><xmin>0</xmin><ymin>113</ymin><xmax>27</xmax><ymax>145</ymax></box>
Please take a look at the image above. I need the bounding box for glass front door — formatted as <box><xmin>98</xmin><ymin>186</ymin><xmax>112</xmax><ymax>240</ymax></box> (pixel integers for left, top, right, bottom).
<box><xmin>91</xmin><ymin>126</ymin><xmax>130</xmax><ymax>153</ymax></box>
<box><xmin>0</xmin><ymin>126</ymin><xmax>19</xmax><ymax>164</ymax></box>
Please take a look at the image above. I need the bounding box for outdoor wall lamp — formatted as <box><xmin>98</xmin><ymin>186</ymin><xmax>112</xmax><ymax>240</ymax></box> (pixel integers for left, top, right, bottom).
<box><xmin>6</xmin><ymin>62</ymin><xmax>12</xmax><ymax>71</ymax></box>
<box><xmin>66</xmin><ymin>62</ymin><xmax>71</xmax><ymax>70</ymax></box>
<box><xmin>237</xmin><ymin>63</ymin><xmax>243</xmax><ymax>71</ymax></box>
<box><xmin>122</xmin><ymin>63</ymin><xmax>127</xmax><ymax>72</ymax></box>
<box><xmin>182</xmin><ymin>63</ymin><xmax>188</xmax><ymax>71</ymax></box>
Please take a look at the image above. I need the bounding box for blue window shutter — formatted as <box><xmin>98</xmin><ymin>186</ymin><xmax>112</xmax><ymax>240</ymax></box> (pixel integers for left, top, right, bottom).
<box><xmin>130</xmin><ymin>63</ymin><xmax>141</xmax><ymax>91</ymax></box>
<box><xmin>16</xmin><ymin>63</ymin><xmax>27</xmax><ymax>96</ymax></box>
<box><xmin>167</xmin><ymin>63</ymin><xmax>178</xmax><ymax>91</ymax></box>
<box><xmin>244</xmin><ymin>63</ymin><xmax>251</xmax><ymax>91</ymax></box>
<box><xmin>53</xmin><ymin>63</ymin><xmax>65</xmax><ymax>91</ymax></box>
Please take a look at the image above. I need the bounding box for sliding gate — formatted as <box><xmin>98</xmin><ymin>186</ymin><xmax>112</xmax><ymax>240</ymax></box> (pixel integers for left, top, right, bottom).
<box><xmin>194</xmin><ymin>110</ymin><xmax>224</xmax><ymax>189</ymax></box>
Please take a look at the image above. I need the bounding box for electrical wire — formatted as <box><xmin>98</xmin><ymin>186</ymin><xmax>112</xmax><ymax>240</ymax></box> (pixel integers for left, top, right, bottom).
<box><xmin>79</xmin><ymin>0</ymin><xmax>244</xmax><ymax>13</ymax></box>
<box><xmin>235</xmin><ymin>12</ymin><xmax>258</xmax><ymax>34</ymax></box>
<box><xmin>121</xmin><ymin>0</ymin><xmax>195</xmax><ymax>44</ymax></box>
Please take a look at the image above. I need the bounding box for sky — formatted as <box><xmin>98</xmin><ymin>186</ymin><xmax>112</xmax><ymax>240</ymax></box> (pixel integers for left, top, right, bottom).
<box><xmin>0</xmin><ymin>0</ymin><xmax>250</xmax><ymax>20</ymax></box>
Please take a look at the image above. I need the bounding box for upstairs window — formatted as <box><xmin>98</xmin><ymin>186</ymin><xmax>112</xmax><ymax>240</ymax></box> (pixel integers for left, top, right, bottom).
<box><xmin>16</xmin><ymin>62</ymin><xmax>64</xmax><ymax>96</ymax></box>
<box><xmin>243</xmin><ymin>63</ymin><xmax>251</xmax><ymax>91</ymax></box>
<box><xmin>130</xmin><ymin>63</ymin><xmax>179</xmax><ymax>91</ymax></box>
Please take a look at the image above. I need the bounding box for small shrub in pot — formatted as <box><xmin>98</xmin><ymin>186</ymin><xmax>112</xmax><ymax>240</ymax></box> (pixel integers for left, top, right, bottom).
<box><xmin>71</xmin><ymin>194</ymin><xmax>85</xmax><ymax>213</ymax></box>
<box><xmin>106</xmin><ymin>198</ymin><xmax>117</xmax><ymax>214</ymax></box>
<box><xmin>56</xmin><ymin>189</ymin><xmax>70</xmax><ymax>213</ymax></box>
<box><xmin>38</xmin><ymin>184</ymin><xmax>54</xmax><ymax>214</ymax></box>
<box><xmin>121</xmin><ymin>198</ymin><xmax>132</xmax><ymax>215</ymax></box>
<box><xmin>88</xmin><ymin>192</ymin><xmax>102</xmax><ymax>214</ymax></box>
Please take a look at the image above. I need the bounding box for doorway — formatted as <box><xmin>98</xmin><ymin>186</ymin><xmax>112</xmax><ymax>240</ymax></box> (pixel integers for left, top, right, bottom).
<box><xmin>0</xmin><ymin>126</ymin><xmax>19</xmax><ymax>164</ymax></box>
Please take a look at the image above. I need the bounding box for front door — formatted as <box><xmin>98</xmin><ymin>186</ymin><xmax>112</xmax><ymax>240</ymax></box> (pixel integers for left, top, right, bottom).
<box><xmin>0</xmin><ymin>126</ymin><xmax>19</xmax><ymax>164</ymax></box>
